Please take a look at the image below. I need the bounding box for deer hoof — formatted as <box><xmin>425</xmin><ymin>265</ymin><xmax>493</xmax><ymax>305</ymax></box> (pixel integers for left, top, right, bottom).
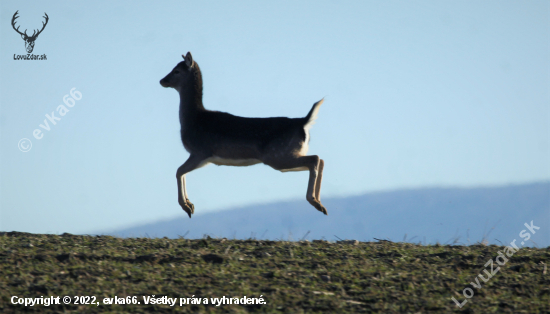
<box><xmin>307</xmin><ymin>197</ymin><xmax>328</xmax><ymax>215</ymax></box>
<box><xmin>181</xmin><ymin>201</ymin><xmax>195</xmax><ymax>218</ymax></box>
<box><xmin>318</xmin><ymin>204</ymin><xmax>328</xmax><ymax>215</ymax></box>
<box><xmin>185</xmin><ymin>199</ymin><xmax>195</xmax><ymax>214</ymax></box>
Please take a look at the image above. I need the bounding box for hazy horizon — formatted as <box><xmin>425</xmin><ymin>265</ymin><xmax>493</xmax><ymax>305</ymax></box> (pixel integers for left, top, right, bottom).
<box><xmin>103</xmin><ymin>182</ymin><xmax>550</xmax><ymax>250</ymax></box>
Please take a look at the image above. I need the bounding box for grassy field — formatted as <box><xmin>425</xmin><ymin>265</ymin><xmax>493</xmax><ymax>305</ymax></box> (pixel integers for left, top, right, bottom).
<box><xmin>0</xmin><ymin>231</ymin><xmax>548</xmax><ymax>313</ymax></box>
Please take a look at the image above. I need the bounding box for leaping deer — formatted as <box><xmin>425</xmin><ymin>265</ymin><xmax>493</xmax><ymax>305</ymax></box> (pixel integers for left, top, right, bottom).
<box><xmin>160</xmin><ymin>52</ymin><xmax>327</xmax><ymax>218</ymax></box>
<box><xmin>11</xmin><ymin>11</ymin><xmax>49</xmax><ymax>53</ymax></box>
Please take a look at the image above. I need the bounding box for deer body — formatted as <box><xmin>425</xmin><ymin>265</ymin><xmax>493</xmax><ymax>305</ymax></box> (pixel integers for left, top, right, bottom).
<box><xmin>161</xmin><ymin>52</ymin><xmax>327</xmax><ymax>217</ymax></box>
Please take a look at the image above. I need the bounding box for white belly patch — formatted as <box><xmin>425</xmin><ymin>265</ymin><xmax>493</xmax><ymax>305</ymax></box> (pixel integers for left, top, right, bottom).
<box><xmin>279</xmin><ymin>166</ymin><xmax>308</xmax><ymax>172</ymax></box>
<box><xmin>206</xmin><ymin>156</ymin><xmax>262</xmax><ymax>167</ymax></box>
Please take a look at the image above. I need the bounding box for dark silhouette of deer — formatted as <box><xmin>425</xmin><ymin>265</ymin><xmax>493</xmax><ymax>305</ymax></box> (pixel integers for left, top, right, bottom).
<box><xmin>11</xmin><ymin>11</ymin><xmax>49</xmax><ymax>53</ymax></box>
<box><xmin>160</xmin><ymin>52</ymin><xmax>327</xmax><ymax>218</ymax></box>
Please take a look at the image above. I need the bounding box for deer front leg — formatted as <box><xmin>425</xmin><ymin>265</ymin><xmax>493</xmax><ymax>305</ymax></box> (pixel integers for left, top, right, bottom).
<box><xmin>178</xmin><ymin>175</ymin><xmax>194</xmax><ymax>216</ymax></box>
<box><xmin>176</xmin><ymin>154</ymin><xmax>207</xmax><ymax>218</ymax></box>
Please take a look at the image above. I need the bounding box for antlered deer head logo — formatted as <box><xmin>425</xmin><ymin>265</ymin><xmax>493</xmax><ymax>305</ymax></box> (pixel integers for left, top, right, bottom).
<box><xmin>11</xmin><ymin>11</ymin><xmax>49</xmax><ymax>53</ymax></box>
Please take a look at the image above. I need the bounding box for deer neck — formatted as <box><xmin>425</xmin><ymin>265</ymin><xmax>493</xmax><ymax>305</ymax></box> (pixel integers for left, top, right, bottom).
<box><xmin>178</xmin><ymin>83</ymin><xmax>204</xmax><ymax>127</ymax></box>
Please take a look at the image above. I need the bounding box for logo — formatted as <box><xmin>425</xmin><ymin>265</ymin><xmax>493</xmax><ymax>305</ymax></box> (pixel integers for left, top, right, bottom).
<box><xmin>11</xmin><ymin>10</ymin><xmax>48</xmax><ymax>54</ymax></box>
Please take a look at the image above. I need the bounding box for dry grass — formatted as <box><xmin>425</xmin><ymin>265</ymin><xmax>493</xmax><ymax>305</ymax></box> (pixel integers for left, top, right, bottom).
<box><xmin>0</xmin><ymin>231</ymin><xmax>549</xmax><ymax>313</ymax></box>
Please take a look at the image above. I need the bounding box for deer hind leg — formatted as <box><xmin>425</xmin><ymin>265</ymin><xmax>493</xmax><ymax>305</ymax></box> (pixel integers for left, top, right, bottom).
<box><xmin>265</xmin><ymin>155</ymin><xmax>328</xmax><ymax>215</ymax></box>
<box><xmin>315</xmin><ymin>159</ymin><xmax>325</xmax><ymax>202</ymax></box>
<box><xmin>176</xmin><ymin>154</ymin><xmax>208</xmax><ymax>218</ymax></box>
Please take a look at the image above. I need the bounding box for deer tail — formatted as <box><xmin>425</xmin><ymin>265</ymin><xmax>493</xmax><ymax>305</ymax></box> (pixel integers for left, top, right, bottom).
<box><xmin>304</xmin><ymin>98</ymin><xmax>324</xmax><ymax>130</ymax></box>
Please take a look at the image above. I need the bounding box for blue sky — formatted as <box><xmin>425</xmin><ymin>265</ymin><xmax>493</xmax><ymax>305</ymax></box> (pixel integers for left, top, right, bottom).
<box><xmin>1</xmin><ymin>1</ymin><xmax>548</xmax><ymax>235</ymax></box>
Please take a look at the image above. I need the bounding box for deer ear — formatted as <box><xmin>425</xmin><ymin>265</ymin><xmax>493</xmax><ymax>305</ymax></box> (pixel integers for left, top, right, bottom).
<box><xmin>184</xmin><ymin>52</ymin><xmax>193</xmax><ymax>67</ymax></box>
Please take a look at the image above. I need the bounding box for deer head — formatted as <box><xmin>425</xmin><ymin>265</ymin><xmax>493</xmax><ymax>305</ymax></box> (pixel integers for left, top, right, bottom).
<box><xmin>11</xmin><ymin>11</ymin><xmax>49</xmax><ymax>53</ymax></box>
<box><xmin>160</xmin><ymin>52</ymin><xmax>198</xmax><ymax>91</ymax></box>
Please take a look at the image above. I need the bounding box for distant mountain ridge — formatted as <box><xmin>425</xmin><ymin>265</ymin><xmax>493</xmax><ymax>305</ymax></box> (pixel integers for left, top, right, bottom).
<box><xmin>107</xmin><ymin>182</ymin><xmax>550</xmax><ymax>247</ymax></box>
